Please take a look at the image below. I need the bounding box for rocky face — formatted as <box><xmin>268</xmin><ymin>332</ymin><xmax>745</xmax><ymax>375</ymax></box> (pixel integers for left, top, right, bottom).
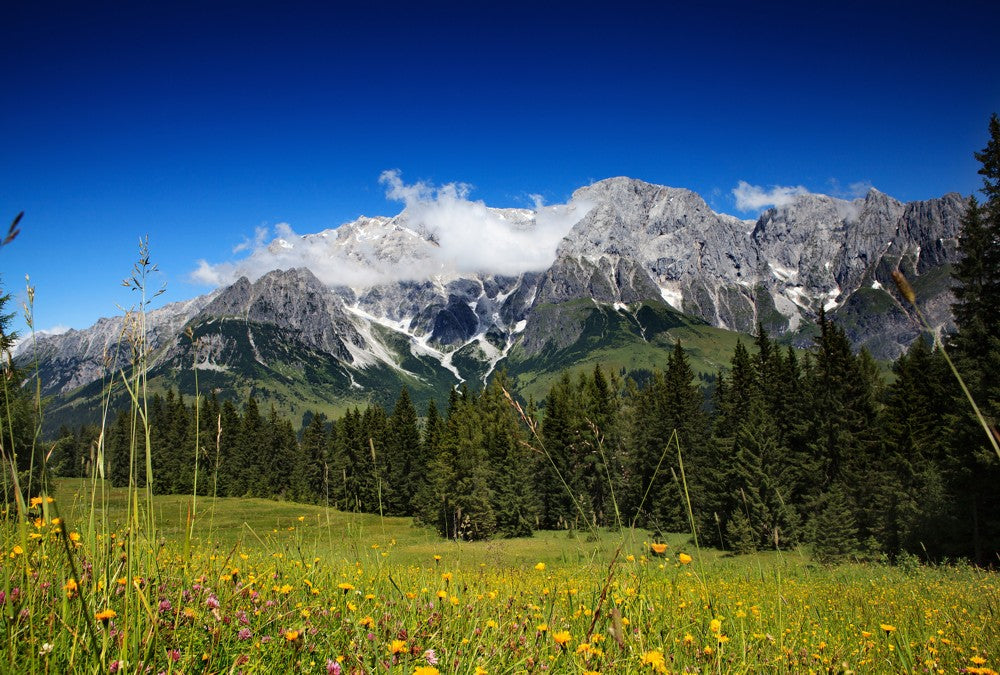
<box><xmin>18</xmin><ymin>177</ymin><xmax>968</xmax><ymax>402</ymax></box>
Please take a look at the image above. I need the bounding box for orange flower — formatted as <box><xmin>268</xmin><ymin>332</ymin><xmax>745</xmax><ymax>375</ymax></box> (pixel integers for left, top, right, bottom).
<box><xmin>95</xmin><ymin>609</ymin><xmax>117</xmax><ymax>623</ymax></box>
<box><xmin>284</xmin><ymin>629</ymin><xmax>300</xmax><ymax>642</ymax></box>
<box><xmin>650</xmin><ymin>542</ymin><xmax>667</xmax><ymax>555</ymax></box>
<box><xmin>678</xmin><ymin>553</ymin><xmax>693</xmax><ymax>565</ymax></box>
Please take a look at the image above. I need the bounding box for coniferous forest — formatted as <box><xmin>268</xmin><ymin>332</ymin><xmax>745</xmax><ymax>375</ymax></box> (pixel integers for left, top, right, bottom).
<box><xmin>23</xmin><ymin>115</ymin><xmax>1000</xmax><ymax>565</ymax></box>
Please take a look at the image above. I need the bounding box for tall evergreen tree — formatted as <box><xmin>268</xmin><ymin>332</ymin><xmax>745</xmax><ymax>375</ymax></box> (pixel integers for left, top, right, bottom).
<box><xmin>385</xmin><ymin>388</ymin><xmax>421</xmax><ymax>515</ymax></box>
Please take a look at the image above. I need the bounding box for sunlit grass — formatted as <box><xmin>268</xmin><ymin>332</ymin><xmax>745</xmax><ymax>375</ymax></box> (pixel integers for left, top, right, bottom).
<box><xmin>2</xmin><ymin>480</ymin><xmax>997</xmax><ymax>674</ymax></box>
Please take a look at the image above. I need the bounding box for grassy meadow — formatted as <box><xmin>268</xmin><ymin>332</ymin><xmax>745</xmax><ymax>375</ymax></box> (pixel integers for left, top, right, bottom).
<box><xmin>1</xmin><ymin>478</ymin><xmax>997</xmax><ymax>674</ymax></box>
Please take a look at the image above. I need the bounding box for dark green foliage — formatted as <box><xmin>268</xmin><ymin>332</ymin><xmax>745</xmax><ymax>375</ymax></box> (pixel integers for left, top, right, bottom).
<box><xmin>384</xmin><ymin>388</ymin><xmax>421</xmax><ymax>515</ymax></box>
<box><xmin>809</xmin><ymin>483</ymin><xmax>859</xmax><ymax>564</ymax></box>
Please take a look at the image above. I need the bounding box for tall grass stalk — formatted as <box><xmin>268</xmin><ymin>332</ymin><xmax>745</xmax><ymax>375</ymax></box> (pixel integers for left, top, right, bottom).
<box><xmin>893</xmin><ymin>269</ymin><xmax>1000</xmax><ymax>460</ymax></box>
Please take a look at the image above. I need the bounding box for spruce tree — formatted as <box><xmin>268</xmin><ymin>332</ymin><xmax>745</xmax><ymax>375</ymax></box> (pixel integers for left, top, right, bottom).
<box><xmin>385</xmin><ymin>388</ymin><xmax>421</xmax><ymax>515</ymax></box>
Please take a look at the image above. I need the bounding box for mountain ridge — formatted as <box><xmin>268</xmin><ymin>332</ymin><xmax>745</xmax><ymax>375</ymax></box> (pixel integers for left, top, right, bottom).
<box><xmin>17</xmin><ymin>177</ymin><xmax>966</xmax><ymax>428</ymax></box>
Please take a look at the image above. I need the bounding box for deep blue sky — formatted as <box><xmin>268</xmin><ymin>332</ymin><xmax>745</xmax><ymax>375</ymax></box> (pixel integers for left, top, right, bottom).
<box><xmin>1</xmin><ymin>0</ymin><xmax>998</xmax><ymax>336</ymax></box>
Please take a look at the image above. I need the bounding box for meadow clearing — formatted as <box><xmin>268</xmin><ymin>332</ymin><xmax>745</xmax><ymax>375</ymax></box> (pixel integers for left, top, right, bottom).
<box><xmin>0</xmin><ymin>478</ymin><xmax>997</xmax><ymax>674</ymax></box>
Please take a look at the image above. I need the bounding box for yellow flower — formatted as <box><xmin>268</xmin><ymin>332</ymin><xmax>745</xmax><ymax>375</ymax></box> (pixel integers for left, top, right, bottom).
<box><xmin>534</xmin><ymin>562</ymin><xmax>546</xmax><ymax>571</ymax></box>
<box><xmin>414</xmin><ymin>668</ymin><xmax>440</xmax><ymax>675</ymax></box>
<box><xmin>338</xmin><ymin>582</ymin><xmax>355</xmax><ymax>593</ymax></box>
<box><xmin>710</xmin><ymin>618</ymin><xmax>722</xmax><ymax>634</ymax></box>
<box><xmin>650</xmin><ymin>542</ymin><xmax>667</xmax><ymax>555</ymax></box>
<box><xmin>537</xmin><ymin>622</ymin><xmax>548</xmax><ymax>633</ymax></box>
<box><xmin>29</xmin><ymin>496</ymin><xmax>43</xmax><ymax>508</ymax></box>
<box><xmin>474</xmin><ymin>667</ymin><xmax>488</xmax><ymax>675</ymax></box>
<box><xmin>704</xmin><ymin>645</ymin><xmax>714</xmax><ymax>655</ymax></box>
<box><xmin>11</xmin><ymin>545</ymin><xmax>23</xmax><ymax>556</ymax></box>
<box><xmin>683</xmin><ymin>633</ymin><xmax>694</xmax><ymax>645</ymax></box>
<box><xmin>553</xmin><ymin>630</ymin><xmax>572</xmax><ymax>646</ymax></box>
<box><xmin>64</xmin><ymin>578</ymin><xmax>78</xmax><ymax>597</ymax></box>
<box><xmin>641</xmin><ymin>650</ymin><xmax>666</xmax><ymax>672</ymax></box>
<box><xmin>388</xmin><ymin>639</ymin><xmax>407</xmax><ymax>655</ymax></box>
<box><xmin>880</xmin><ymin>623</ymin><xmax>897</xmax><ymax>633</ymax></box>
<box><xmin>284</xmin><ymin>629</ymin><xmax>300</xmax><ymax>641</ymax></box>
<box><xmin>442</xmin><ymin>572</ymin><xmax>453</xmax><ymax>583</ymax></box>
<box><xmin>360</xmin><ymin>616</ymin><xmax>374</xmax><ymax>628</ymax></box>
<box><xmin>95</xmin><ymin>609</ymin><xmax>116</xmax><ymax>622</ymax></box>
<box><xmin>678</xmin><ymin>553</ymin><xmax>693</xmax><ymax>565</ymax></box>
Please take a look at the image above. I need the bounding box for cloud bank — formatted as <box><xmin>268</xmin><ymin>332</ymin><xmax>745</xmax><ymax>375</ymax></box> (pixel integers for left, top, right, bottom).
<box><xmin>192</xmin><ymin>172</ymin><xmax>592</xmax><ymax>289</ymax></box>
<box><xmin>732</xmin><ymin>181</ymin><xmax>811</xmax><ymax>211</ymax></box>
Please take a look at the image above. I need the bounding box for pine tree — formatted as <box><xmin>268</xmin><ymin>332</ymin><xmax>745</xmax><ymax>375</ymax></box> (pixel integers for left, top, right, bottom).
<box><xmin>537</xmin><ymin>374</ymin><xmax>583</xmax><ymax>529</ymax></box>
<box><xmin>480</xmin><ymin>373</ymin><xmax>537</xmax><ymax>537</ymax></box>
<box><xmin>296</xmin><ymin>412</ymin><xmax>328</xmax><ymax>503</ymax></box>
<box><xmin>941</xmin><ymin>113</ymin><xmax>1000</xmax><ymax>562</ymax></box>
<box><xmin>809</xmin><ymin>483</ymin><xmax>859</xmax><ymax>564</ymax></box>
<box><xmin>385</xmin><ymin>388</ymin><xmax>421</xmax><ymax>515</ymax></box>
<box><xmin>877</xmin><ymin>337</ymin><xmax>953</xmax><ymax>559</ymax></box>
<box><xmin>216</xmin><ymin>399</ymin><xmax>241</xmax><ymax>496</ymax></box>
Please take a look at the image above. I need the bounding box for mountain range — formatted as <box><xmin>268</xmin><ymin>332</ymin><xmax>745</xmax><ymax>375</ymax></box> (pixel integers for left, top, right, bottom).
<box><xmin>19</xmin><ymin>177</ymin><xmax>966</xmax><ymax>429</ymax></box>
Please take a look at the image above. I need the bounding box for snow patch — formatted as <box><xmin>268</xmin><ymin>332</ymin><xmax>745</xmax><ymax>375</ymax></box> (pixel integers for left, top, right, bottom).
<box><xmin>769</xmin><ymin>261</ymin><xmax>798</xmax><ymax>283</ymax></box>
<box><xmin>659</xmin><ymin>284</ymin><xmax>683</xmax><ymax>311</ymax></box>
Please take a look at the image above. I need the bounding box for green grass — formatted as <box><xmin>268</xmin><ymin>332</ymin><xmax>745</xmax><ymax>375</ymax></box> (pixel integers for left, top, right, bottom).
<box><xmin>4</xmin><ymin>479</ymin><xmax>995</xmax><ymax>674</ymax></box>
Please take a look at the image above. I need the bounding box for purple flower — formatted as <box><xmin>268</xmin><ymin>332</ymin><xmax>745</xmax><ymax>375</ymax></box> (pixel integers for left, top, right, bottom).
<box><xmin>424</xmin><ymin>649</ymin><xmax>439</xmax><ymax>665</ymax></box>
<box><xmin>205</xmin><ymin>594</ymin><xmax>220</xmax><ymax>610</ymax></box>
<box><xmin>326</xmin><ymin>660</ymin><xmax>342</xmax><ymax>675</ymax></box>
<box><xmin>158</xmin><ymin>599</ymin><xmax>172</xmax><ymax>613</ymax></box>
<box><xmin>237</xmin><ymin>628</ymin><xmax>252</xmax><ymax>641</ymax></box>
<box><xmin>168</xmin><ymin>650</ymin><xmax>181</xmax><ymax>662</ymax></box>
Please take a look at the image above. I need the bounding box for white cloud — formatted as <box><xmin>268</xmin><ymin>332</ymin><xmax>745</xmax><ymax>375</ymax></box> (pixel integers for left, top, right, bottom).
<box><xmin>232</xmin><ymin>226</ymin><xmax>268</xmax><ymax>254</ymax></box>
<box><xmin>732</xmin><ymin>181</ymin><xmax>811</xmax><ymax>212</ymax></box>
<box><xmin>190</xmin><ymin>172</ymin><xmax>593</xmax><ymax>289</ymax></box>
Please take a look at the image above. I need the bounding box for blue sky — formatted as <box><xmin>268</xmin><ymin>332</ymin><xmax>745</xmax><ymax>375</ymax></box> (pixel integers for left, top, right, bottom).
<box><xmin>1</xmin><ymin>0</ymin><xmax>998</xmax><ymax>337</ymax></box>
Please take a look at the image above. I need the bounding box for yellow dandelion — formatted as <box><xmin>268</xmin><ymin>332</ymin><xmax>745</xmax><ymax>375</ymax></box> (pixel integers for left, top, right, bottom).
<box><xmin>95</xmin><ymin>609</ymin><xmax>117</xmax><ymax>623</ymax></box>
<box><xmin>414</xmin><ymin>668</ymin><xmax>440</xmax><ymax>675</ymax></box>
<box><xmin>534</xmin><ymin>562</ymin><xmax>546</xmax><ymax>571</ymax></box>
<box><xmin>678</xmin><ymin>552</ymin><xmax>693</xmax><ymax>565</ymax></box>
<box><xmin>710</xmin><ymin>618</ymin><xmax>722</xmax><ymax>634</ymax></box>
<box><xmin>388</xmin><ymin>639</ymin><xmax>407</xmax><ymax>655</ymax></box>
<box><xmin>880</xmin><ymin>624</ymin><xmax>897</xmax><ymax>633</ymax></box>
<box><xmin>553</xmin><ymin>630</ymin><xmax>572</xmax><ymax>647</ymax></box>
<box><xmin>641</xmin><ymin>650</ymin><xmax>666</xmax><ymax>671</ymax></box>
